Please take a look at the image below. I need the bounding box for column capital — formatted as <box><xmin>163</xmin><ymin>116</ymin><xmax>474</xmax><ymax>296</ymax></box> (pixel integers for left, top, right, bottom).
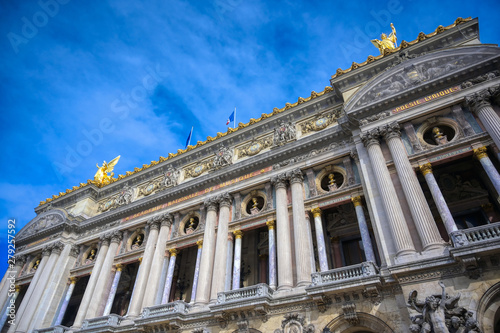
<box><xmin>169</xmin><ymin>248</ymin><xmax>179</xmax><ymax>256</ymax></box>
<box><xmin>271</xmin><ymin>173</ymin><xmax>288</xmax><ymax>189</ymax></box>
<box><xmin>100</xmin><ymin>234</ymin><xmax>111</xmax><ymax>247</ymax></box>
<box><xmin>69</xmin><ymin>245</ymin><xmax>80</xmax><ymax>258</ymax></box>
<box><xmin>196</xmin><ymin>240</ymin><xmax>203</xmax><ymax>248</ymax></box>
<box><xmin>15</xmin><ymin>285</ymin><xmax>21</xmax><ymax>293</ymax></box>
<box><xmin>311</xmin><ymin>207</ymin><xmax>322</xmax><ymax>217</ymax></box>
<box><xmin>14</xmin><ymin>255</ymin><xmax>27</xmax><ymax>267</ymax></box>
<box><xmin>204</xmin><ymin>196</ymin><xmax>219</xmax><ymax>212</ymax></box>
<box><xmin>160</xmin><ymin>213</ymin><xmax>174</xmax><ymax>227</ymax></box>
<box><xmin>138</xmin><ymin>257</ymin><xmax>143</xmax><ymax>264</ymax></box>
<box><xmin>266</xmin><ymin>220</ymin><xmax>275</xmax><ymax>230</ymax></box>
<box><xmin>351</xmin><ymin>196</ymin><xmax>363</xmax><ymax>207</ymax></box>
<box><xmin>419</xmin><ymin>163</ymin><xmax>433</xmax><ymax>175</ymax></box>
<box><xmin>218</xmin><ymin>192</ymin><xmax>232</xmax><ymax>207</ymax></box>
<box><xmin>360</xmin><ymin>129</ymin><xmax>380</xmax><ymax>147</ymax></box>
<box><xmin>69</xmin><ymin>276</ymin><xmax>79</xmax><ymax>284</ymax></box>
<box><xmin>115</xmin><ymin>264</ymin><xmax>124</xmax><ymax>271</ymax></box>
<box><xmin>473</xmin><ymin>146</ymin><xmax>488</xmax><ymax>160</ymax></box>
<box><xmin>109</xmin><ymin>230</ymin><xmax>123</xmax><ymax>244</ymax></box>
<box><xmin>465</xmin><ymin>89</ymin><xmax>492</xmax><ymax>113</ymax></box>
<box><xmin>287</xmin><ymin>168</ymin><xmax>304</xmax><ymax>184</ymax></box>
<box><xmin>233</xmin><ymin>230</ymin><xmax>243</xmax><ymax>239</ymax></box>
<box><xmin>380</xmin><ymin>122</ymin><xmax>401</xmax><ymax>141</ymax></box>
<box><xmin>42</xmin><ymin>245</ymin><xmax>52</xmax><ymax>257</ymax></box>
<box><xmin>51</xmin><ymin>242</ymin><xmax>65</xmax><ymax>255</ymax></box>
<box><xmin>147</xmin><ymin>217</ymin><xmax>161</xmax><ymax>231</ymax></box>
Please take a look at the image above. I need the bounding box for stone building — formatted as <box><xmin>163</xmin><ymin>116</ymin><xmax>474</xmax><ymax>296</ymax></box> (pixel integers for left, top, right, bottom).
<box><xmin>2</xmin><ymin>17</ymin><xmax>500</xmax><ymax>333</ymax></box>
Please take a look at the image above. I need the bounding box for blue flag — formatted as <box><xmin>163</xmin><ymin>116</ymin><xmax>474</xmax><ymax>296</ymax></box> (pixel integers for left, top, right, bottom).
<box><xmin>185</xmin><ymin>127</ymin><xmax>193</xmax><ymax>149</ymax></box>
<box><xmin>226</xmin><ymin>110</ymin><xmax>235</xmax><ymax>125</ymax></box>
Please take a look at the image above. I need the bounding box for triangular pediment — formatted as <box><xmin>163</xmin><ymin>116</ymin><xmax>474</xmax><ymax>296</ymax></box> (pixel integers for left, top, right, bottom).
<box><xmin>18</xmin><ymin>209</ymin><xmax>68</xmax><ymax>240</ymax></box>
<box><xmin>344</xmin><ymin>45</ymin><xmax>500</xmax><ymax>115</ymax></box>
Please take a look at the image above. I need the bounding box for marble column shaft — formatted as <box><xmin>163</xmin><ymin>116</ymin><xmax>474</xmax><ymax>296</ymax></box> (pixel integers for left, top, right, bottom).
<box><xmin>272</xmin><ymin>175</ymin><xmax>293</xmax><ymax>290</ymax></box>
<box><xmin>475</xmin><ymin>146</ymin><xmax>500</xmax><ymax>195</ymax></box>
<box><xmin>382</xmin><ymin>123</ymin><xmax>444</xmax><ymax>251</ymax></box>
<box><xmin>361</xmin><ymin>130</ymin><xmax>416</xmax><ymax>257</ymax></box>
<box><xmin>466</xmin><ymin>91</ymin><xmax>500</xmax><ymax>153</ymax></box>
<box><xmin>225</xmin><ymin>234</ymin><xmax>234</xmax><ymax>291</ymax></box>
<box><xmin>54</xmin><ymin>278</ymin><xmax>77</xmax><ymax>326</ymax></box>
<box><xmin>305</xmin><ymin>213</ymin><xmax>317</xmax><ymax>273</ymax></box>
<box><xmin>419</xmin><ymin>163</ymin><xmax>458</xmax><ymax>234</ymax></box>
<box><xmin>156</xmin><ymin>254</ymin><xmax>170</xmax><ymax>305</ymax></box>
<box><xmin>86</xmin><ymin>232</ymin><xmax>122</xmax><ymax>319</ymax></box>
<box><xmin>352</xmin><ymin>196</ymin><xmax>377</xmax><ymax>263</ymax></box>
<box><xmin>103</xmin><ymin>265</ymin><xmax>123</xmax><ymax>316</ymax></box>
<box><xmin>0</xmin><ymin>259</ymin><xmax>23</xmax><ymax>316</ymax></box>
<box><xmin>73</xmin><ymin>238</ymin><xmax>110</xmax><ymax>327</ymax></box>
<box><xmin>162</xmin><ymin>249</ymin><xmax>178</xmax><ymax>303</ymax></box>
<box><xmin>289</xmin><ymin>169</ymin><xmax>313</xmax><ymax>286</ymax></box>
<box><xmin>195</xmin><ymin>198</ymin><xmax>218</xmax><ymax>305</ymax></box>
<box><xmin>232</xmin><ymin>230</ymin><xmax>243</xmax><ymax>290</ymax></box>
<box><xmin>311</xmin><ymin>208</ymin><xmax>329</xmax><ymax>272</ymax></box>
<box><xmin>143</xmin><ymin>215</ymin><xmax>172</xmax><ymax>307</ymax></box>
<box><xmin>0</xmin><ymin>286</ymin><xmax>19</xmax><ymax>330</ymax></box>
<box><xmin>210</xmin><ymin>194</ymin><xmax>232</xmax><ymax>301</ymax></box>
<box><xmin>127</xmin><ymin>219</ymin><xmax>160</xmax><ymax>317</ymax></box>
<box><xmin>190</xmin><ymin>241</ymin><xmax>203</xmax><ymax>303</ymax></box>
<box><xmin>266</xmin><ymin>221</ymin><xmax>277</xmax><ymax>289</ymax></box>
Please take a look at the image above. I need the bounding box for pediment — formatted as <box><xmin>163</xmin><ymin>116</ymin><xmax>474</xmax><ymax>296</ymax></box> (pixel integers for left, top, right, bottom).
<box><xmin>18</xmin><ymin>208</ymin><xmax>68</xmax><ymax>240</ymax></box>
<box><xmin>344</xmin><ymin>45</ymin><xmax>500</xmax><ymax>114</ymax></box>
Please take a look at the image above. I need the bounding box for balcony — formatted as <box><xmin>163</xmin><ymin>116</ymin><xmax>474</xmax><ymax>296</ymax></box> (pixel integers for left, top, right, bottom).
<box><xmin>141</xmin><ymin>300</ymin><xmax>190</xmax><ymax>319</ymax></box>
<box><xmin>80</xmin><ymin>314</ymin><xmax>123</xmax><ymax>331</ymax></box>
<box><xmin>33</xmin><ymin>327</ymin><xmax>67</xmax><ymax>333</ymax></box>
<box><xmin>450</xmin><ymin>222</ymin><xmax>500</xmax><ymax>248</ymax></box>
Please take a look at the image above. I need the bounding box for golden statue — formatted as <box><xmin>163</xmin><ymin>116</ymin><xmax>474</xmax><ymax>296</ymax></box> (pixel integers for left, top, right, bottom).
<box><xmin>87</xmin><ymin>249</ymin><xmax>96</xmax><ymax>262</ymax></box>
<box><xmin>433</xmin><ymin>127</ymin><xmax>444</xmax><ymax>139</ymax></box>
<box><xmin>132</xmin><ymin>234</ymin><xmax>143</xmax><ymax>248</ymax></box>
<box><xmin>252</xmin><ymin>197</ymin><xmax>259</xmax><ymax>209</ymax></box>
<box><xmin>94</xmin><ymin>155</ymin><xmax>121</xmax><ymax>185</ymax></box>
<box><xmin>32</xmin><ymin>259</ymin><xmax>40</xmax><ymax>271</ymax></box>
<box><xmin>371</xmin><ymin>23</ymin><xmax>397</xmax><ymax>54</ymax></box>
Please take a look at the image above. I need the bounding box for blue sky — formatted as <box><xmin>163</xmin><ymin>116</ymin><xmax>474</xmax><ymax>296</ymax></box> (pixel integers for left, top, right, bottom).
<box><xmin>1</xmin><ymin>0</ymin><xmax>499</xmax><ymax>274</ymax></box>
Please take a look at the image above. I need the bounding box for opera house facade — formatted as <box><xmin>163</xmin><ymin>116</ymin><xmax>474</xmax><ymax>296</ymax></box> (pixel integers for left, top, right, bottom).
<box><xmin>2</xmin><ymin>17</ymin><xmax>500</xmax><ymax>333</ymax></box>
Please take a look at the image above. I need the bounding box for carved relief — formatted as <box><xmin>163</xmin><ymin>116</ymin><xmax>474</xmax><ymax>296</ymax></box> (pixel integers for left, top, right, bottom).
<box><xmin>184</xmin><ymin>159</ymin><xmax>213</xmax><ymax>179</ymax></box>
<box><xmin>116</xmin><ymin>185</ymin><xmax>134</xmax><ymax>206</ymax></box>
<box><xmin>161</xmin><ymin>165</ymin><xmax>180</xmax><ymax>188</ymax></box>
<box><xmin>213</xmin><ymin>145</ymin><xmax>233</xmax><ymax>170</ymax></box>
<box><xmin>22</xmin><ymin>213</ymin><xmax>63</xmax><ymax>237</ymax></box>
<box><xmin>138</xmin><ymin>178</ymin><xmax>162</xmax><ymax>197</ymax></box>
<box><xmin>300</xmin><ymin>110</ymin><xmax>340</xmax><ymax>134</ymax></box>
<box><xmin>274</xmin><ymin>313</ymin><xmax>315</xmax><ymax>333</ymax></box>
<box><xmin>238</xmin><ymin>136</ymin><xmax>273</xmax><ymax>158</ymax></box>
<box><xmin>273</xmin><ymin>121</ymin><xmax>297</xmax><ymax>146</ymax></box>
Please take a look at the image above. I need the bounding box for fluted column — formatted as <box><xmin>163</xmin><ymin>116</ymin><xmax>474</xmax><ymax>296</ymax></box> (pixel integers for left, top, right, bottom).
<box><xmin>143</xmin><ymin>213</ymin><xmax>173</xmax><ymax>307</ymax></box>
<box><xmin>311</xmin><ymin>208</ymin><xmax>328</xmax><ymax>272</ymax></box>
<box><xmin>351</xmin><ymin>196</ymin><xmax>377</xmax><ymax>263</ymax></box>
<box><xmin>271</xmin><ymin>174</ymin><xmax>293</xmax><ymax>290</ymax></box>
<box><xmin>86</xmin><ymin>231</ymin><xmax>123</xmax><ymax>319</ymax></box>
<box><xmin>232</xmin><ymin>230</ymin><xmax>243</xmax><ymax>290</ymax></box>
<box><xmin>361</xmin><ymin>129</ymin><xmax>416</xmax><ymax>258</ymax></box>
<box><xmin>466</xmin><ymin>88</ymin><xmax>500</xmax><ymax>153</ymax></box>
<box><xmin>225</xmin><ymin>234</ymin><xmax>234</xmax><ymax>291</ymax></box>
<box><xmin>381</xmin><ymin>122</ymin><xmax>445</xmax><ymax>251</ymax></box>
<box><xmin>162</xmin><ymin>248</ymin><xmax>178</xmax><ymax>303</ymax></box>
<box><xmin>289</xmin><ymin>169</ymin><xmax>313</xmax><ymax>286</ymax></box>
<box><xmin>103</xmin><ymin>264</ymin><xmax>123</xmax><ymax>316</ymax></box>
<box><xmin>210</xmin><ymin>193</ymin><xmax>232</xmax><ymax>301</ymax></box>
<box><xmin>419</xmin><ymin>163</ymin><xmax>458</xmax><ymax>234</ymax></box>
<box><xmin>190</xmin><ymin>241</ymin><xmax>203</xmax><ymax>303</ymax></box>
<box><xmin>474</xmin><ymin>146</ymin><xmax>500</xmax><ymax>195</ymax></box>
<box><xmin>0</xmin><ymin>286</ymin><xmax>19</xmax><ymax>330</ymax></box>
<box><xmin>127</xmin><ymin>217</ymin><xmax>161</xmax><ymax>317</ymax></box>
<box><xmin>266</xmin><ymin>220</ymin><xmax>277</xmax><ymax>290</ymax></box>
<box><xmin>195</xmin><ymin>197</ymin><xmax>218</xmax><ymax>305</ymax></box>
<box><xmin>54</xmin><ymin>277</ymin><xmax>78</xmax><ymax>326</ymax></box>
<box><xmin>16</xmin><ymin>242</ymin><xmax>63</xmax><ymax>333</ymax></box>
<box><xmin>0</xmin><ymin>255</ymin><xmax>25</xmax><ymax>315</ymax></box>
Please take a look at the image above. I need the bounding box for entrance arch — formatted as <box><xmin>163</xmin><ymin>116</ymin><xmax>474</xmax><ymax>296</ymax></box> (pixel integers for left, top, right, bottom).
<box><xmin>324</xmin><ymin>312</ymin><xmax>394</xmax><ymax>333</ymax></box>
<box><xmin>477</xmin><ymin>281</ymin><xmax>500</xmax><ymax>333</ymax></box>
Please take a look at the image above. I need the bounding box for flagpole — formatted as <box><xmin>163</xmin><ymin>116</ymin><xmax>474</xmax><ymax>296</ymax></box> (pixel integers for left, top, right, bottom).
<box><xmin>189</xmin><ymin>126</ymin><xmax>193</xmax><ymax>146</ymax></box>
<box><xmin>233</xmin><ymin>107</ymin><xmax>236</xmax><ymax>129</ymax></box>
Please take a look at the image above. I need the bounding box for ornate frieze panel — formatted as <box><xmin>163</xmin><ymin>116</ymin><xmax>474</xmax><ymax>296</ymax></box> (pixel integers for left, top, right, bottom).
<box><xmin>213</xmin><ymin>145</ymin><xmax>233</xmax><ymax>170</ymax></box>
<box><xmin>98</xmin><ymin>185</ymin><xmax>135</xmax><ymax>212</ymax></box>
<box><xmin>21</xmin><ymin>212</ymin><xmax>64</xmax><ymax>239</ymax></box>
<box><xmin>273</xmin><ymin>121</ymin><xmax>297</xmax><ymax>146</ymax></box>
<box><xmin>273</xmin><ymin>313</ymin><xmax>315</xmax><ymax>333</ymax></box>
<box><xmin>300</xmin><ymin>109</ymin><xmax>341</xmax><ymax>134</ymax></box>
<box><xmin>237</xmin><ymin>136</ymin><xmax>273</xmax><ymax>159</ymax></box>
<box><xmin>184</xmin><ymin>159</ymin><xmax>213</xmax><ymax>179</ymax></box>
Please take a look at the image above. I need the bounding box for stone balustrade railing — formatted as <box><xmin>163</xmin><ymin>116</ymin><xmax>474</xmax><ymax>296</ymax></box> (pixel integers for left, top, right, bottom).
<box><xmin>33</xmin><ymin>327</ymin><xmax>66</xmax><ymax>333</ymax></box>
<box><xmin>216</xmin><ymin>283</ymin><xmax>273</xmax><ymax>304</ymax></box>
<box><xmin>81</xmin><ymin>314</ymin><xmax>122</xmax><ymax>329</ymax></box>
<box><xmin>141</xmin><ymin>300</ymin><xmax>190</xmax><ymax>319</ymax></box>
<box><xmin>450</xmin><ymin>222</ymin><xmax>500</xmax><ymax>247</ymax></box>
<box><xmin>310</xmin><ymin>261</ymin><xmax>378</xmax><ymax>286</ymax></box>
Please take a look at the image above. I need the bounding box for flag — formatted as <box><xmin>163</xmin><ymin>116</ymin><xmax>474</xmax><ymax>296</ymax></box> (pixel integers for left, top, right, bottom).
<box><xmin>184</xmin><ymin>127</ymin><xmax>193</xmax><ymax>149</ymax></box>
<box><xmin>226</xmin><ymin>110</ymin><xmax>235</xmax><ymax>125</ymax></box>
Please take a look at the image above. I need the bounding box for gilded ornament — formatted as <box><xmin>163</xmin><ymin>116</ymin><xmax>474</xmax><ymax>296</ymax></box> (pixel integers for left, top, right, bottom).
<box><xmin>419</xmin><ymin>163</ymin><xmax>433</xmax><ymax>176</ymax></box>
<box><xmin>473</xmin><ymin>146</ymin><xmax>488</xmax><ymax>160</ymax></box>
<box><xmin>370</xmin><ymin>23</ymin><xmax>397</xmax><ymax>54</ymax></box>
<box><xmin>94</xmin><ymin>155</ymin><xmax>120</xmax><ymax>186</ymax></box>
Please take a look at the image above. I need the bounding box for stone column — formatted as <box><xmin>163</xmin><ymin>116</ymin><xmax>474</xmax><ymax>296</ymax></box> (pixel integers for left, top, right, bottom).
<box><xmin>232</xmin><ymin>230</ymin><xmax>243</xmax><ymax>290</ymax></box>
<box><xmin>103</xmin><ymin>264</ymin><xmax>123</xmax><ymax>316</ymax></box>
<box><xmin>0</xmin><ymin>255</ymin><xmax>25</xmax><ymax>315</ymax></box>
<box><xmin>305</xmin><ymin>212</ymin><xmax>317</xmax><ymax>273</ymax></box>
<box><xmin>474</xmin><ymin>146</ymin><xmax>500</xmax><ymax>195</ymax></box>
<box><xmin>271</xmin><ymin>174</ymin><xmax>293</xmax><ymax>290</ymax></box>
<box><xmin>155</xmin><ymin>253</ymin><xmax>170</xmax><ymax>305</ymax></box>
<box><xmin>330</xmin><ymin>237</ymin><xmax>343</xmax><ymax>268</ymax></box>
<box><xmin>190</xmin><ymin>240</ymin><xmax>203</xmax><ymax>303</ymax></box>
<box><xmin>54</xmin><ymin>277</ymin><xmax>78</xmax><ymax>326</ymax></box>
<box><xmin>0</xmin><ymin>285</ymin><xmax>19</xmax><ymax>330</ymax></box>
<box><xmin>210</xmin><ymin>193</ymin><xmax>232</xmax><ymax>301</ymax></box>
<box><xmin>311</xmin><ymin>208</ymin><xmax>329</xmax><ymax>272</ymax></box>
<box><xmin>127</xmin><ymin>217</ymin><xmax>161</xmax><ymax>317</ymax></box>
<box><xmin>361</xmin><ymin>129</ymin><xmax>416</xmax><ymax>258</ymax></box>
<box><xmin>16</xmin><ymin>242</ymin><xmax>63</xmax><ymax>333</ymax></box>
<box><xmin>466</xmin><ymin>89</ymin><xmax>500</xmax><ymax>153</ymax></box>
<box><xmin>419</xmin><ymin>163</ymin><xmax>458</xmax><ymax>234</ymax></box>
<box><xmin>224</xmin><ymin>234</ymin><xmax>234</xmax><ymax>291</ymax></box>
<box><xmin>351</xmin><ymin>196</ymin><xmax>377</xmax><ymax>263</ymax></box>
<box><xmin>266</xmin><ymin>220</ymin><xmax>277</xmax><ymax>290</ymax></box>
<box><xmin>86</xmin><ymin>231</ymin><xmax>123</xmax><ymax>319</ymax></box>
<box><xmin>195</xmin><ymin>197</ymin><xmax>218</xmax><ymax>305</ymax></box>
<box><xmin>143</xmin><ymin>213</ymin><xmax>173</xmax><ymax>307</ymax></box>
<box><xmin>288</xmin><ymin>169</ymin><xmax>313</xmax><ymax>286</ymax></box>
<box><xmin>73</xmin><ymin>236</ymin><xmax>110</xmax><ymax>327</ymax></box>
<box><xmin>381</xmin><ymin>122</ymin><xmax>445</xmax><ymax>252</ymax></box>
<box><xmin>162</xmin><ymin>249</ymin><xmax>178</xmax><ymax>303</ymax></box>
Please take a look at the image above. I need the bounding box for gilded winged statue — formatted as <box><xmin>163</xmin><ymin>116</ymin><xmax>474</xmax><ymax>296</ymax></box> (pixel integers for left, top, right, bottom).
<box><xmin>94</xmin><ymin>155</ymin><xmax>120</xmax><ymax>185</ymax></box>
<box><xmin>371</xmin><ymin>23</ymin><xmax>397</xmax><ymax>54</ymax></box>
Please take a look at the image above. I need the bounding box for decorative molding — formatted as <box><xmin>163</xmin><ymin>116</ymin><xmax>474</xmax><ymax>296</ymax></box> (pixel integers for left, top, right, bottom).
<box><xmin>237</xmin><ymin>136</ymin><xmax>273</xmax><ymax>158</ymax></box>
<box><xmin>300</xmin><ymin>109</ymin><xmax>340</xmax><ymax>134</ymax></box>
<box><xmin>273</xmin><ymin>121</ymin><xmax>297</xmax><ymax>146</ymax></box>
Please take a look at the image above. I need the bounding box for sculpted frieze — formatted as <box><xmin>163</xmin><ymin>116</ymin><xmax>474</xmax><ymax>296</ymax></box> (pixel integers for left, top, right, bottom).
<box><xmin>184</xmin><ymin>159</ymin><xmax>213</xmax><ymax>179</ymax></box>
<box><xmin>213</xmin><ymin>145</ymin><xmax>233</xmax><ymax>170</ymax></box>
<box><xmin>98</xmin><ymin>185</ymin><xmax>135</xmax><ymax>212</ymax></box>
<box><xmin>237</xmin><ymin>136</ymin><xmax>272</xmax><ymax>158</ymax></box>
<box><xmin>273</xmin><ymin>121</ymin><xmax>296</xmax><ymax>146</ymax></box>
<box><xmin>22</xmin><ymin>212</ymin><xmax>64</xmax><ymax>238</ymax></box>
<box><xmin>300</xmin><ymin>110</ymin><xmax>340</xmax><ymax>134</ymax></box>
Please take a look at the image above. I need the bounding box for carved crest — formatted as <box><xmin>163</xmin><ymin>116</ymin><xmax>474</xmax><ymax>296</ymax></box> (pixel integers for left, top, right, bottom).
<box><xmin>273</xmin><ymin>121</ymin><xmax>296</xmax><ymax>146</ymax></box>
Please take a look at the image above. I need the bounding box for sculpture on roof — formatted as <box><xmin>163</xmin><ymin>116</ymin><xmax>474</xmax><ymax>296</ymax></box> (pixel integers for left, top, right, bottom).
<box><xmin>371</xmin><ymin>23</ymin><xmax>397</xmax><ymax>54</ymax></box>
<box><xmin>94</xmin><ymin>155</ymin><xmax>121</xmax><ymax>185</ymax></box>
